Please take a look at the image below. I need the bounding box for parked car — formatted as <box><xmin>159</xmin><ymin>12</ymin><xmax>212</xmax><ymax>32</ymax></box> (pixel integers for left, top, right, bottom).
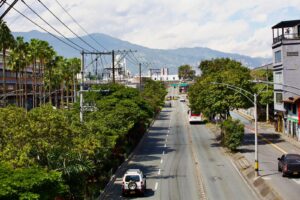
<box><xmin>122</xmin><ymin>169</ymin><xmax>146</xmax><ymax>196</ymax></box>
<box><xmin>278</xmin><ymin>154</ymin><xmax>300</xmax><ymax>177</ymax></box>
<box><xmin>188</xmin><ymin>110</ymin><xmax>203</xmax><ymax>124</ymax></box>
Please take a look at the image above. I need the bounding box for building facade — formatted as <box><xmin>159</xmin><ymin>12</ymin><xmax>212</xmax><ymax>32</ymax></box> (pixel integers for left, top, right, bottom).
<box><xmin>272</xmin><ymin>20</ymin><xmax>300</xmax><ymax>141</ymax></box>
<box><xmin>149</xmin><ymin>68</ymin><xmax>179</xmax><ymax>81</ymax></box>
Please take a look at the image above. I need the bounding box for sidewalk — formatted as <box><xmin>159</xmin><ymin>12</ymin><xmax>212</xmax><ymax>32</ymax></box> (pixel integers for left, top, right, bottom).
<box><xmin>234</xmin><ymin>110</ymin><xmax>300</xmax><ymax>151</ymax></box>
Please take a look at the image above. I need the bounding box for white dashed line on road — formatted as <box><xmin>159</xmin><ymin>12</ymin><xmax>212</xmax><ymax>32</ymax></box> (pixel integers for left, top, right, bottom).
<box><xmin>158</xmin><ymin>169</ymin><xmax>161</xmax><ymax>175</ymax></box>
<box><xmin>155</xmin><ymin>182</ymin><xmax>158</xmax><ymax>191</ymax></box>
<box><xmin>165</xmin><ymin>138</ymin><xmax>168</xmax><ymax>142</ymax></box>
<box><xmin>164</xmin><ymin>143</ymin><xmax>167</xmax><ymax>148</ymax></box>
<box><xmin>160</xmin><ymin>159</ymin><xmax>163</xmax><ymax>164</ymax></box>
<box><xmin>162</xmin><ymin>151</ymin><xmax>165</xmax><ymax>155</ymax></box>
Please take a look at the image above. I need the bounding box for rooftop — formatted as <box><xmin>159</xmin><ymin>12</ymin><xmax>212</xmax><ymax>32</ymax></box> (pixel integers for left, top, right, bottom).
<box><xmin>272</xmin><ymin>20</ymin><xmax>300</xmax><ymax>29</ymax></box>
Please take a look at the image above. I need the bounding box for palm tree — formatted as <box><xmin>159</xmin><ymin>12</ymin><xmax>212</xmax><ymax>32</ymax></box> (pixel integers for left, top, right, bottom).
<box><xmin>29</xmin><ymin>39</ymin><xmax>41</xmax><ymax>107</ymax></box>
<box><xmin>8</xmin><ymin>37</ymin><xmax>27</xmax><ymax>107</ymax></box>
<box><xmin>40</xmin><ymin>43</ymin><xmax>55</xmax><ymax>104</ymax></box>
<box><xmin>0</xmin><ymin>20</ymin><xmax>15</xmax><ymax>95</ymax></box>
<box><xmin>67</xmin><ymin>58</ymin><xmax>81</xmax><ymax>103</ymax></box>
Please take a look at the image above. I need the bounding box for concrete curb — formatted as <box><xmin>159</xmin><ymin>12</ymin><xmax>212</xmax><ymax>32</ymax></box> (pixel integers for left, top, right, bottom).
<box><xmin>233</xmin><ymin>153</ymin><xmax>282</xmax><ymax>200</ymax></box>
<box><xmin>206</xmin><ymin>123</ymin><xmax>283</xmax><ymax>200</ymax></box>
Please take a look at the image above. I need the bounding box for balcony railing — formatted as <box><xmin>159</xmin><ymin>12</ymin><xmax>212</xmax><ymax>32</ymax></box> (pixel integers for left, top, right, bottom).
<box><xmin>273</xmin><ymin>33</ymin><xmax>300</xmax><ymax>44</ymax></box>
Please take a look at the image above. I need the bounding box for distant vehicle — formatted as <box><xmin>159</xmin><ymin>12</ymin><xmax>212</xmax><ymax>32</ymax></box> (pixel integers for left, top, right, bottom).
<box><xmin>122</xmin><ymin>169</ymin><xmax>146</xmax><ymax>196</ymax></box>
<box><xmin>165</xmin><ymin>101</ymin><xmax>172</xmax><ymax>107</ymax></box>
<box><xmin>179</xmin><ymin>97</ymin><xmax>185</xmax><ymax>102</ymax></box>
<box><xmin>188</xmin><ymin>110</ymin><xmax>203</xmax><ymax>124</ymax></box>
<box><xmin>278</xmin><ymin>154</ymin><xmax>300</xmax><ymax>177</ymax></box>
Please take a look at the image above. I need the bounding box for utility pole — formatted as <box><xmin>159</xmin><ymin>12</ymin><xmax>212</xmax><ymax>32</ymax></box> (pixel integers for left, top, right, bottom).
<box><xmin>79</xmin><ymin>50</ymin><xmax>136</xmax><ymax>122</ymax></box>
<box><xmin>139</xmin><ymin>63</ymin><xmax>142</xmax><ymax>91</ymax></box>
<box><xmin>266</xmin><ymin>65</ymin><xmax>269</xmax><ymax>122</ymax></box>
<box><xmin>112</xmin><ymin>50</ymin><xmax>115</xmax><ymax>83</ymax></box>
<box><xmin>80</xmin><ymin>51</ymin><xmax>84</xmax><ymax>123</ymax></box>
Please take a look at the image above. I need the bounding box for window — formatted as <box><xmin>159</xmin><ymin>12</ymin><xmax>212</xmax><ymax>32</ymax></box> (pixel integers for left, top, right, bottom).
<box><xmin>274</xmin><ymin>50</ymin><xmax>282</xmax><ymax>63</ymax></box>
<box><xmin>275</xmin><ymin>92</ymin><xmax>283</xmax><ymax>104</ymax></box>
<box><xmin>274</xmin><ymin>71</ymin><xmax>283</xmax><ymax>84</ymax></box>
<box><xmin>125</xmin><ymin>175</ymin><xmax>140</xmax><ymax>182</ymax></box>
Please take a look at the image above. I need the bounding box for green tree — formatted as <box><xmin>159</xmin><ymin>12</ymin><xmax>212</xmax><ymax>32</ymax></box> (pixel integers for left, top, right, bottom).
<box><xmin>0</xmin><ymin>163</ymin><xmax>68</xmax><ymax>200</ymax></box>
<box><xmin>142</xmin><ymin>79</ymin><xmax>167</xmax><ymax>113</ymax></box>
<box><xmin>0</xmin><ymin>20</ymin><xmax>15</xmax><ymax>95</ymax></box>
<box><xmin>220</xmin><ymin>118</ymin><xmax>244</xmax><ymax>151</ymax></box>
<box><xmin>251</xmin><ymin>68</ymin><xmax>273</xmax><ymax>105</ymax></box>
<box><xmin>8</xmin><ymin>37</ymin><xmax>28</xmax><ymax>107</ymax></box>
<box><xmin>178</xmin><ymin>64</ymin><xmax>195</xmax><ymax>80</ymax></box>
<box><xmin>188</xmin><ymin>58</ymin><xmax>253</xmax><ymax>120</ymax></box>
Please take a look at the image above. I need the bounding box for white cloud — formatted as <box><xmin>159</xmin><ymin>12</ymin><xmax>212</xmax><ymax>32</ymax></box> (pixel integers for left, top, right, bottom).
<box><xmin>3</xmin><ymin>0</ymin><xmax>300</xmax><ymax>57</ymax></box>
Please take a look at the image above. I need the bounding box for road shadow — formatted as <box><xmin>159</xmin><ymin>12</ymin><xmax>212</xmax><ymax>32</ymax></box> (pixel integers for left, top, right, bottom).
<box><xmin>242</xmin><ymin>132</ymin><xmax>285</xmax><ymax>146</ymax></box>
<box><xmin>122</xmin><ymin>188</ymin><xmax>155</xmax><ymax>199</ymax></box>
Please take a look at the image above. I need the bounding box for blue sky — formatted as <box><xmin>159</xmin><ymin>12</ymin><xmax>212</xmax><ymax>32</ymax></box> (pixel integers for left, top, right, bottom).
<box><xmin>4</xmin><ymin>0</ymin><xmax>300</xmax><ymax>58</ymax></box>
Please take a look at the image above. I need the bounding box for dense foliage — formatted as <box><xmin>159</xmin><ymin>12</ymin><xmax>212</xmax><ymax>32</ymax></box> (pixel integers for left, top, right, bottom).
<box><xmin>0</xmin><ymin>81</ymin><xmax>166</xmax><ymax>199</ymax></box>
<box><xmin>178</xmin><ymin>64</ymin><xmax>195</xmax><ymax>80</ymax></box>
<box><xmin>220</xmin><ymin>119</ymin><xmax>244</xmax><ymax>151</ymax></box>
<box><xmin>188</xmin><ymin>58</ymin><xmax>254</xmax><ymax>120</ymax></box>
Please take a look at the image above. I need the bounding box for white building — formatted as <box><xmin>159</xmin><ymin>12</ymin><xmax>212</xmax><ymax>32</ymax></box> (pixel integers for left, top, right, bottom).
<box><xmin>148</xmin><ymin>68</ymin><xmax>179</xmax><ymax>81</ymax></box>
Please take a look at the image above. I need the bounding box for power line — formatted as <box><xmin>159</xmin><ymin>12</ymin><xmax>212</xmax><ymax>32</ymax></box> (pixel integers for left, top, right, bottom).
<box><xmin>53</xmin><ymin>0</ymin><xmax>108</xmax><ymax>51</ymax></box>
<box><xmin>126</xmin><ymin>53</ymin><xmax>139</xmax><ymax>65</ymax></box>
<box><xmin>20</xmin><ymin>0</ymin><xmax>89</xmax><ymax>52</ymax></box>
<box><xmin>5</xmin><ymin>1</ymin><xmax>82</xmax><ymax>52</ymax></box>
<box><xmin>37</xmin><ymin>0</ymin><xmax>98</xmax><ymax>52</ymax></box>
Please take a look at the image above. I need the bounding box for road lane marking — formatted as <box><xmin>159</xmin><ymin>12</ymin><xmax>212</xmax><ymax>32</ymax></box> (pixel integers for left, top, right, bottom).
<box><xmin>164</xmin><ymin>143</ymin><xmax>167</xmax><ymax>148</ymax></box>
<box><xmin>167</xmin><ymin>134</ymin><xmax>169</xmax><ymax>137</ymax></box>
<box><xmin>160</xmin><ymin>159</ymin><xmax>163</xmax><ymax>164</ymax></box>
<box><xmin>162</xmin><ymin>151</ymin><xmax>165</xmax><ymax>155</ymax></box>
<box><xmin>154</xmin><ymin>182</ymin><xmax>158</xmax><ymax>191</ymax></box>
<box><xmin>293</xmin><ymin>179</ymin><xmax>300</xmax><ymax>184</ymax></box>
<box><xmin>158</xmin><ymin>169</ymin><xmax>161</xmax><ymax>175</ymax></box>
<box><xmin>165</xmin><ymin>138</ymin><xmax>168</xmax><ymax>142</ymax></box>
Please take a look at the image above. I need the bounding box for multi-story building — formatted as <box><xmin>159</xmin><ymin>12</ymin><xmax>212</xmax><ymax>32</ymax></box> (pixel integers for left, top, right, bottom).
<box><xmin>149</xmin><ymin>68</ymin><xmax>179</xmax><ymax>81</ymax></box>
<box><xmin>272</xmin><ymin>20</ymin><xmax>300</xmax><ymax>141</ymax></box>
<box><xmin>0</xmin><ymin>52</ymin><xmax>43</xmax><ymax>108</ymax></box>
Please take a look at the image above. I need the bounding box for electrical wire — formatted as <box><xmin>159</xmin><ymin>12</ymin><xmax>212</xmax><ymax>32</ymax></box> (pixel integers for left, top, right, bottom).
<box><xmin>53</xmin><ymin>0</ymin><xmax>108</xmax><ymax>51</ymax></box>
<box><xmin>37</xmin><ymin>0</ymin><xmax>98</xmax><ymax>52</ymax></box>
<box><xmin>5</xmin><ymin>1</ymin><xmax>82</xmax><ymax>52</ymax></box>
<box><xmin>20</xmin><ymin>0</ymin><xmax>89</xmax><ymax>52</ymax></box>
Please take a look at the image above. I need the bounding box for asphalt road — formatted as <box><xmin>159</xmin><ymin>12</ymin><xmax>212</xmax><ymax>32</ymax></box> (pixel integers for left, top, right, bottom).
<box><xmin>101</xmin><ymin>88</ymin><xmax>258</xmax><ymax>200</ymax></box>
<box><xmin>231</xmin><ymin>111</ymin><xmax>300</xmax><ymax>200</ymax></box>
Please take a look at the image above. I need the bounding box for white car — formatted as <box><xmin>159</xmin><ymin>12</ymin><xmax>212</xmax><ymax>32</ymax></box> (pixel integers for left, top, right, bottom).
<box><xmin>122</xmin><ymin>169</ymin><xmax>146</xmax><ymax>196</ymax></box>
<box><xmin>179</xmin><ymin>97</ymin><xmax>185</xmax><ymax>102</ymax></box>
<box><xmin>188</xmin><ymin>110</ymin><xmax>203</xmax><ymax>124</ymax></box>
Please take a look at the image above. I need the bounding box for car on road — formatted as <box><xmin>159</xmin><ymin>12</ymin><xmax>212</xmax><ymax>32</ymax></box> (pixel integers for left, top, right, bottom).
<box><xmin>278</xmin><ymin>153</ymin><xmax>300</xmax><ymax>177</ymax></box>
<box><xmin>179</xmin><ymin>97</ymin><xmax>185</xmax><ymax>102</ymax></box>
<box><xmin>122</xmin><ymin>169</ymin><xmax>146</xmax><ymax>196</ymax></box>
<box><xmin>188</xmin><ymin>110</ymin><xmax>203</xmax><ymax>124</ymax></box>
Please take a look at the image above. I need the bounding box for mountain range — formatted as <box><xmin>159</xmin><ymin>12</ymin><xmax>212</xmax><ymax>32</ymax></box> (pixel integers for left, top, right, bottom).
<box><xmin>12</xmin><ymin>30</ymin><xmax>271</xmax><ymax>75</ymax></box>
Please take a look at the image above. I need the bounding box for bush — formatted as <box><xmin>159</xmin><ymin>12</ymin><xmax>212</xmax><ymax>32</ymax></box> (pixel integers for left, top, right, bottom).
<box><xmin>220</xmin><ymin>118</ymin><xmax>244</xmax><ymax>151</ymax></box>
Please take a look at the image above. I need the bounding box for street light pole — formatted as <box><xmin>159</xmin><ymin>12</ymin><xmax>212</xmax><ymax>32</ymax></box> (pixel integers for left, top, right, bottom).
<box><xmin>211</xmin><ymin>82</ymin><xmax>260</xmax><ymax>176</ymax></box>
<box><xmin>254</xmin><ymin>93</ymin><xmax>259</xmax><ymax>176</ymax></box>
